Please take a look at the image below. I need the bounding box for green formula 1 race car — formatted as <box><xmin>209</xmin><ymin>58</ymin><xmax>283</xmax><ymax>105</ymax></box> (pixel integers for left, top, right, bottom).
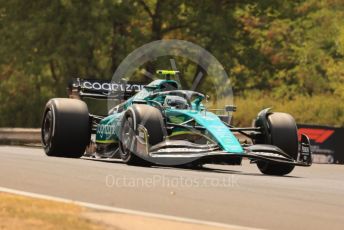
<box><xmin>41</xmin><ymin>70</ymin><xmax>312</xmax><ymax>175</ymax></box>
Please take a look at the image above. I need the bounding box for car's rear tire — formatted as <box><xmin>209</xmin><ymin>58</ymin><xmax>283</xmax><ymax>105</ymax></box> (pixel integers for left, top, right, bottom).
<box><xmin>119</xmin><ymin>104</ymin><xmax>166</xmax><ymax>166</ymax></box>
<box><xmin>255</xmin><ymin>112</ymin><xmax>298</xmax><ymax>176</ymax></box>
<box><xmin>41</xmin><ymin>98</ymin><xmax>90</xmax><ymax>158</ymax></box>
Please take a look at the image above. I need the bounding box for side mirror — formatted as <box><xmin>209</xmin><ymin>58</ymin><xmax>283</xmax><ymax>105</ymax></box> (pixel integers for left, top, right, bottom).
<box><xmin>225</xmin><ymin>105</ymin><xmax>237</xmax><ymax>112</ymax></box>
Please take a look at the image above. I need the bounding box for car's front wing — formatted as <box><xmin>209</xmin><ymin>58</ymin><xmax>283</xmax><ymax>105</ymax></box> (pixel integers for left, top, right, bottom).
<box><xmin>131</xmin><ymin>127</ymin><xmax>312</xmax><ymax>166</ymax></box>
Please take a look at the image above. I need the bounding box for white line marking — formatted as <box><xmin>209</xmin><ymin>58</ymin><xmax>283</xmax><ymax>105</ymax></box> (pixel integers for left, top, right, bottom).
<box><xmin>0</xmin><ymin>186</ymin><xmax>262</xmax><ymax>230</ymax></box>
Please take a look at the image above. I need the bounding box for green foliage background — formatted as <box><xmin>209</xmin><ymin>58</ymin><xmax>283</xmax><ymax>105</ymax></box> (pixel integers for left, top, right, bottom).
<box><xmin>0</xmin><ymin>0</ymin><xmax>343</xmax><ymax>127</ymax></box>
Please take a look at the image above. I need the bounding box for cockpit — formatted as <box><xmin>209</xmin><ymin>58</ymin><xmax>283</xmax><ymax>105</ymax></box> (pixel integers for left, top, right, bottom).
<box><xmin>164</xmin><ymin>95</ymin><xmax>189</xmax><ymax>109</ymax></box>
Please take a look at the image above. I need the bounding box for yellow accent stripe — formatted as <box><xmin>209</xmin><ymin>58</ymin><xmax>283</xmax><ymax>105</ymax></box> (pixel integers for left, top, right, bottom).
<box><xmin>168</xmin><ymin>131</ymin><xmax>216</xmax><ymax>144</ymax></box>
<box><xmin>96</xmin><ymin>140</ymin><xmax>118</xmax><ymax>144</ymax></box>
<box><xmin>169</xmin><ymin>131</ymin><xmax>194</xmax><ymax>137</ymax></box>
<box><xmin>156</xmin><ymin>70</ymin><xmax>179</xmax><ymax>75</ymax></box>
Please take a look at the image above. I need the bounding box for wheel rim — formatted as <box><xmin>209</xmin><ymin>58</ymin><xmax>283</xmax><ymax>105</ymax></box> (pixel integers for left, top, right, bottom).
<box><xmin>42</xmin><ymin>110</ymin><xmax>53</xmax><ymax>146</ymax></box>
<box><xmin>121</xmin><ymin>117</ymin><xmax>134</xmax><ymax>156</ymax></box>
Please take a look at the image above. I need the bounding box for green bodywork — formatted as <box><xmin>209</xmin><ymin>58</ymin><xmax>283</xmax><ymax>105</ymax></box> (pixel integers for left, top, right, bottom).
<box><xmin>96</xmin><ymin>79</ymin><xmax>244</xmax><ymax>154</ymax></box>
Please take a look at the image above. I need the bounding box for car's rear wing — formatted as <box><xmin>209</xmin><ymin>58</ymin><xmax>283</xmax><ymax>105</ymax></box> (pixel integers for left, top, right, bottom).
<box><xmin>68</xmin><ymin>78</ymin><xmax>146</xmax><ymax>100</ymax></box>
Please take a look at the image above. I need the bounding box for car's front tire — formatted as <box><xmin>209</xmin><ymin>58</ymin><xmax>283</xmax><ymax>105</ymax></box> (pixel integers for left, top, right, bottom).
<box><xmin>41</xmin><ymin>98</ymin><xmax>90</xmax><ymax>158</ymax></box>
<box><xmin>119</xmin><ymin>104</ymin><xmax>166</xmax><ymax>166</ymax></box>
<box><xmin>255</xmin><ymin>112</ymin><xmax>298</xmax><ymax>176</ymax></box>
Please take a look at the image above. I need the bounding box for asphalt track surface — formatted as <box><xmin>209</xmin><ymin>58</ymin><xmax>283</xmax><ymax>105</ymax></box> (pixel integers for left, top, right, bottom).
<box><xmin>0</xmin><ymin>146</ymin><xmax>343</xmax><ymax>230</ymax></box>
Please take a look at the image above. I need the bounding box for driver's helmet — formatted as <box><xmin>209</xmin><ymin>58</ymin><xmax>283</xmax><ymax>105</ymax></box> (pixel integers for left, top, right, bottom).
<box><xmin>164</xmin><ymin>95</ymin><xmax>189</xmax><ymax>109</ymax></box>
